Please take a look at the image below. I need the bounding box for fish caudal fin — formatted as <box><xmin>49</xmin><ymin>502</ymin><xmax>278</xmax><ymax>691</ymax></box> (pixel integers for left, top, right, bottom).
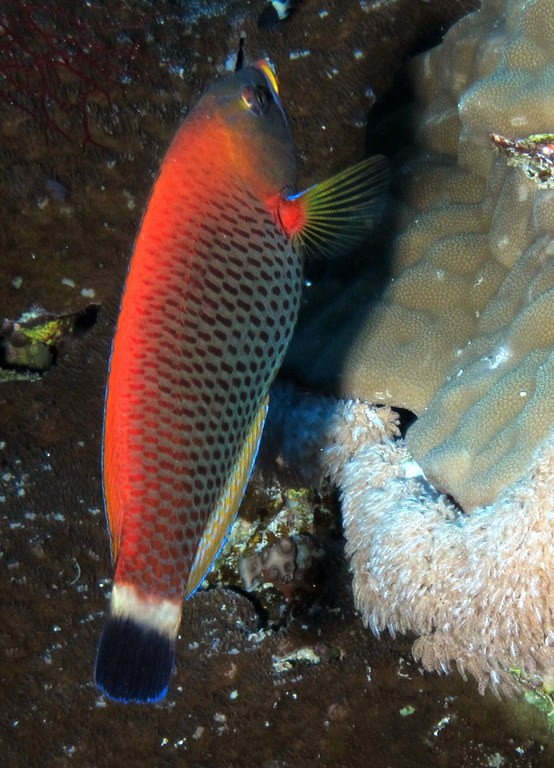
<box><xmin>95</xmin><ymin>617</ymin><xmax>175</xmax><ymax>703</ymax></box>
<box><xmin>94</xmin><ymin>584</ymin><xmax>181</xmax><ymax>703</ymax></box>
<box><xmin>279</xmin><ymin>154</ymin><xmax>390</xmax><ymax>257</ymax></box>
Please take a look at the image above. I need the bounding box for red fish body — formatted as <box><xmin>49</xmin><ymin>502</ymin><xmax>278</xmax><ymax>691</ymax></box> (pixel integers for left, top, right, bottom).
<box><xmin>104</xmin><ymin>116</ymin><xmax>302</xmax><ymax>602</ymax></box>
<box><xmin>95</xmin><ymin>62</ymin><xmax>388</xmax><ymax>702</ymax></box>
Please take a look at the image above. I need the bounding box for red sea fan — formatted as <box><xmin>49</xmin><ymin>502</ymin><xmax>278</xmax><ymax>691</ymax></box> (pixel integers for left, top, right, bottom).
<box><xmin>0</xmin><ymin>0</ymin><xmax>157</xmax><ymax>145</ymax></box>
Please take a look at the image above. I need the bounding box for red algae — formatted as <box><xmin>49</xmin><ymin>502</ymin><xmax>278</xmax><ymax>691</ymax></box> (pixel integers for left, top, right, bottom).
<box><xmin>0</xmin><ymin>0</ymin><xmax>170</xmax><ymax>146</ymax></box>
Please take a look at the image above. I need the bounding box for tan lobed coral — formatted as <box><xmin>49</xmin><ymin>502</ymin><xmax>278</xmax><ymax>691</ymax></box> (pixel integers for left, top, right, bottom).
<box><xmin>286</xmin><ymin>0</ymin><xmax>554</xmax><ymax>513</ymax></box>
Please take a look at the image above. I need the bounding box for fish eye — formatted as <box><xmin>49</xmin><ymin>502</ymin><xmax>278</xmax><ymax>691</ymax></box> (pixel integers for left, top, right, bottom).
<box><xmin>241</xmin><ymin>85</ymin><xmax>270</xmax><ymax>116</ymax></box>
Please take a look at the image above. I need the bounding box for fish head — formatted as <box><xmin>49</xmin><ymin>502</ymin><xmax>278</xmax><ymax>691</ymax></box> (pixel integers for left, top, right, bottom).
<box><xmin>196</xmin><ymin>61</ymin><xmax>297</xmax><ymax>199</ymax></box>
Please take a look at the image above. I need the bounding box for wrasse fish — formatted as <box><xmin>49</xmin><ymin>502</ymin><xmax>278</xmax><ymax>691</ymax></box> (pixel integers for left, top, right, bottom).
<box><xmin>94</xmin><ymin>60</ymin><xmax>388</xmax><ymax>703</ymax></box>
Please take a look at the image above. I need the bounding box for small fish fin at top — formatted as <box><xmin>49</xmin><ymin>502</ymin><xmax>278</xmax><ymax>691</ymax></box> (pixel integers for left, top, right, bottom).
<box><xmin>278</xmin><ymin>154</ymin><xmax>389</xmax><ymax>258</ymax></box>
<box><xmin>185</xmin><ymin>396</ymin><xmax>269</xmax><ymax>597</ymax></box>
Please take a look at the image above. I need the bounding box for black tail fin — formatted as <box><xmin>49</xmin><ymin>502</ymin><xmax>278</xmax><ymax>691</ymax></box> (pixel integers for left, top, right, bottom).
<box><xmin>94</xmin><ymin>615</ymin><xmax>175</xmax><ymax>703</ymax></box>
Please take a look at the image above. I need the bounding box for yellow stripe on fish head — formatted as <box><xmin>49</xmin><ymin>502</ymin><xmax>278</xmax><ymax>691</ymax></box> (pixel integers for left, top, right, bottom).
<box><xmin>254</xmin><ymin>59</ymin><xmax>280</xmax><ymax>98</ymax></box>
<box><xmin>188</xmin><ymin>62</ymin><xmax>296</xmax><ymax>205</ymax></box>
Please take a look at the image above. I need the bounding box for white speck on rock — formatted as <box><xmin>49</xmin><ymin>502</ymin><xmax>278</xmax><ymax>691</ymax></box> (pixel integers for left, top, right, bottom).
<box><xmin>289</xmin><ymin>49</ymin><xmax>311</xmax><ymax>60</ymax></box>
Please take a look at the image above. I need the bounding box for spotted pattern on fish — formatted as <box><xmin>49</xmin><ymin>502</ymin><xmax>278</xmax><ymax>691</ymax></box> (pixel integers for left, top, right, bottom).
<box><xmin>95</xmin><ymin>60</ymin><xmax>389</xmax><ymax>703</ymax></box>
<box><xmin>104</xmin><ymin>178</ymin><xmax>302</xmax><ymax>601</ymax></box>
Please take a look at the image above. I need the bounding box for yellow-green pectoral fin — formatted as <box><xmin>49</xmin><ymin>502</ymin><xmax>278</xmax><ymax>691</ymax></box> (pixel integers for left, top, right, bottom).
<box><xmin>185</xmin><ymin>396</ymin><xmax>269</xmax><ymax>597</ymax></box>
<box><xmin>281</xmin><ymin>154</ymin><xmax>389</xmax><ymax>257</ymax></box>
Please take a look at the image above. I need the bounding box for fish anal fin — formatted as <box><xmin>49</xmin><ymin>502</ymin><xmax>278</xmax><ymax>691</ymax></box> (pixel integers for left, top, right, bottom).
<box><xmin>185</xmin><ymin>396</ymin><xmax>269</xmax><ymax>597</ymax></box>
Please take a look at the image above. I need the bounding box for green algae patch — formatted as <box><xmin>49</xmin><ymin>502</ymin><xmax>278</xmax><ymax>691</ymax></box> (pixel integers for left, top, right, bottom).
<box><xmin>399</xmin><ymin>705</ymin><xmax>416</xmax><ymax>717</ymax></box>
<box><xmin>1</xmin><ymin>305</ymin><xmax>98</xmax><ymax>378</ymax></box>
<box><xmin>509</xmin><ymin>668</ymin><xmax>554</xmax><ymax>733</ymax></box>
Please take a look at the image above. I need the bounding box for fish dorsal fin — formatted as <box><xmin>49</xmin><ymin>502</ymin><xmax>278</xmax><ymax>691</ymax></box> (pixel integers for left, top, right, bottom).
<box><xmin>278</xmin><ymin>154</ymin><xmax>389</xmax><ymax>257</ymax></box>
<box><xmin>185</xmin><ymin>396</ymin><xmax>269</xmax><ymax>597</ymax></box>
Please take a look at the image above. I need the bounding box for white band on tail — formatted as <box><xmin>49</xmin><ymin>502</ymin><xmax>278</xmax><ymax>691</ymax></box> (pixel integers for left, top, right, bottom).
<box><xmin>110</xmin><ymin>584</ymin><xmax>181</xmax><ymax>638</ymax></box>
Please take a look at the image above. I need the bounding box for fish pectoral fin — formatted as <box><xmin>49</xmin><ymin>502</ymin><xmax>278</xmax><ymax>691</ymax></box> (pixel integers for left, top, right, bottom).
<box><xmin>184</xmin><ymin>396</ymin><xmax>269</xmax><ymax>598</ymax></box>
<box><xmin>279</xmin><ymin>154</ymin><xmax>389</xmax><ymax>258</ymax></box>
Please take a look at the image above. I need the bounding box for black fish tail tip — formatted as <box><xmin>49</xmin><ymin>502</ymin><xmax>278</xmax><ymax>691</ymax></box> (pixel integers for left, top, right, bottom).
<box><xmin>94</xmin><ymin>615</ymin><xmax>175</xmax><ymax>703</ymax></box>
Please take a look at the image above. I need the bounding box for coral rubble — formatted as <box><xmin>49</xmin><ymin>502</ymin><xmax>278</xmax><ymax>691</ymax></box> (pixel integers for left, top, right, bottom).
<box><xmin>205</xmin><ymin>474</ymin><xmax>333</xmax><ymax>624</ymax></box>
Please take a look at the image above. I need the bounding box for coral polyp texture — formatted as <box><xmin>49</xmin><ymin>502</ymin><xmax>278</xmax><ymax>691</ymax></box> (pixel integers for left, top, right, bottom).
<box><xmin>287</xmin><ymin>0</ymin><xmax>554</xmax><ymax>514</ymax></box>
<box><xmin>266</xmin><ymin>385</ymin><xmax>553</xmax><ymax>695</ymax></box>
<box><xmin>283</xmin><ymin>0</ymin><xmax>554</xmax><ymax>694</ymax></box>
<box><xmin>322</xmin><ymin>402</ymin><xmax>554</xmax><ymax>696</ymax></box>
